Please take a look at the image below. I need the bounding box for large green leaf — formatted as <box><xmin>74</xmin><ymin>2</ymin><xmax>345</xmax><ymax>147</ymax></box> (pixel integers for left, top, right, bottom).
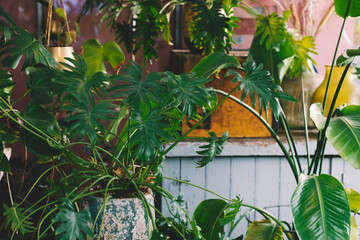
<box><xmin>196</xmin><ymin>131</ymin><xmax>228</xmax><ymax>167</ymax></box>
<box><xmin>193</xmin><ymin>199</ymin><xmax>227</xmax><ymax>240</ymax></box>
<box><xmin>311</xmin><ymin>104</ymin><xmax>360</xmax><ymax>169</ymax></box>
<box><xmin>1</xmin><ymin>27</ymin><xmax>57</xmax><ymax>69</ymax></box>
<box><xmin>82</xmin><ymin>39</ymin><xmax>124</xmax><ymax>79</ymax></box>
<box><xmin>225</xmin><ymin>55</ymin><xmax>295</xmax><ymax>121</ymax></box>
<box><xmin>191</xmin><ymin>52</ymin><xmax>240</xmax><ymax>78</ymax></box>
<box><xmin>334</xmin><ymin>0</ymin><xmax>360</xmax><ymax>18</ymax></box>
<box><xmin>244</xmin><ymin>219</ymin><xmax>283</xmax><ymax>240</ymax></box>
<box><xmin>52</xmin><ymin>198</ymin><xmax>94</xmax><ymax>240</ymax></box>
<box><xmin>346</xmin><ymin>188</ymin><xmax>360</xmax><ymax>214</ymax></box>
<box><xmin>291</xmin><ymin>174</ymin><xmax>350</xmax><ymax>240</ymax></box>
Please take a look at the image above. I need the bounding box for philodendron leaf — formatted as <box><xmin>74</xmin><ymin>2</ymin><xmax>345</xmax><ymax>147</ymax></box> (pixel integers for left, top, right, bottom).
<box><xmin>291</xmin><ymin>174</ymin><xmax>350</xmax><ymax>240</ymax></box>
<box><xmin>82</xmin><ymin>39</ymin><xmax>124</xmax><ymax>79</ymax></box>
<box><xmin>1</xmin><ymin>27</ymin><xmax>57</xmax><ymax>69</ymax></box>
<box><xmin>244</xmin><ymin>219</ymin><xmax>283</xmax><ymax>240</ymax></box>
<box><xmin>196</xmin><ymin>131</ymin><xmax>228</xmax><ymax>167</ymax></box>
<box><xmin>193</xmin><ymin>199</ymin><xmax>228</xmax><ymax>240</ymax></box>
<box><xmin>52</xmin><ymin>198</ymin><xmax>94</xmax><ymax>240</ymax></box>
<box><xmin>3</xmin><ymin>204</ymin><xmax>35</xmax><ymax>235</ymax></box>
<box><xmin>334</xmin><ymin>0</ymin><xmax>360</xmax><ymax>18</ymax></box>
<box><xmin>345</xmin><ymin>188</ymin><xmax>360</xmax><ymax>214</ymax></box>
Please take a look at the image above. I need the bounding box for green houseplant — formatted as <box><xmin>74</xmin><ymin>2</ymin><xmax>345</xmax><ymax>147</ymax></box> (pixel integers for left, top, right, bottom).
<box><xmin>0</xmin><ymin>6</ymin><xmax>237</xmax><ymax>239</ymax></box>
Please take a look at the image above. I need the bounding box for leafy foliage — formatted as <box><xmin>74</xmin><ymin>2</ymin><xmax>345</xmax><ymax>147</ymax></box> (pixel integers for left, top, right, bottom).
<box><xmin>0</xmin><ymin>6</ymin><xmax>15</xmax><ymax>43</ymax></box>
<box><xmin>189</xmin><ymin>0</ymin><xmax>239</xmax><ymax>55</ymax></box>
<box><xmin>226</xmin><ymin>55</ymin><xmax>295</xmax><ymax>121</ymax></box>
<box><xmin>345</xmin><ymin>188</ymin><xmax>360</xmax><ymax>215</ymax></box>
<box><xmin>291</xmin><ymin>174</ymin><xmax>350</xmax><ymax>240</ymax></box>
<box><xmin>1</xmin><ymin>27</ymin><xmax>57</xmax><ymax>69</ymax></box>
<box><xmin>52</xmin><ymin>199</ymin><xmax>94</xmax><ymax>240</ymax></box>
<box><xmin>244</xmin><ymin>219</ymin><xmax>283</xmax><ymax>240</ymax></box>
<box><xmin>334</xmin><ymin>0</ymin><xmax>360</xmax><ymax>18</ymax></box>
<box><xmin>193</xmin><ymin>199</ymin><xmax>228</xmax><ymax>240</ymax></box>
<box><xmin>196</xmin><ymin>131</ymin><xmax>228</xmax><ymax>167</ymax></box>
<box><xmin>3</xmin><ymin>204</ymin><xmax>35</xmax><ymax>235</ymax></box>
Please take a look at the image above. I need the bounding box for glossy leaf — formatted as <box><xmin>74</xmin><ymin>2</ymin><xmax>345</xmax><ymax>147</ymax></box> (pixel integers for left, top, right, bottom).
<box><xmin>0</xmin><ymin>6</ymin><xmax>15</xmax><ymax>43</ymax></box>
<box><xmin>196</xmin><ymin>131</ymin><xmax>228</xmax><ymax>167</ymax></box>
<box><xmin>0</xmin><ymin>70</ymin><xmax>15</xmax><ymax>103</ymax></box>
<box><xmin>53</xmin><ymin>198</ymin><xmax>94</xmax><ymax>240</ymax></box>
<box><xmin>346</xmin><ymin>188</ymin><xmax>360</xmax><ymax>214</ymax></box>
<box><xmin>193</xmin><ymin>199</ymin><xmax>227</xmax><ymax>240</ymax></box>
<box><xmin>291</xmin><ymin>174</ymin><xmax>350</xmax><ymax>240</ymax></box>
<box><xmin>244</xmin><ymin>219</ymin><xmax>283</xmax><ymax>240</ymax></box>
<box><xmin>82</xmin><ymin>39</ymin><xmax>124</xmax><ymax>79</ymax></box>
<box><xmin>334</xmin><ymin>0</ymin><xmax>360</xmax><ymax>18</ymax></box>
<box><xmin>327</xmin><ymin>105</ymin><xmax>360</xmax><ymax>168</ymax></box>
<box><xmin>1</xmin><ymin>27</ymin><xmax>57</xmax><ymax>69</ymax></box>
<box><xmin>191</xmin><ymin>52</ymin><xmax>240</xmax><ymax>78</ymax></box>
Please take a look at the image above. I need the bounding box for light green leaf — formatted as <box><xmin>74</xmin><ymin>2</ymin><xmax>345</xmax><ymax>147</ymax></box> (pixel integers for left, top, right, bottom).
<box><xmin>193</xmin><ymin>199</ymin><xmax>227</xmax><ymax>240</ymax></box>
<box><xmin>82</xmin><ymin>39</ymin><xmax>124</xmax><ymax>79</ymax></box>
<box><xmin>244</xmin><ymin>219</ymin><xmax>283</xmax><ymax>240</ymax></box>
<box><xmin>334</xmin><ymin>0</ymin><xmax>360</xmax><ymax>18</ymax></box>
<box><xmin>53</xmin><ymin>198</ymin><xmax>94</xmax><ymax>240</ymax></box>
<box><xmin>291</xmin><ymin>174</ymin><xmax>350</xmax><ymax>240</ymax></box>
<box><xmin>55</xmin><ymin>8</ymin><xmax>67</xmax><ymax>20</ymax></box>
<box><xmin>346</xmin><ymin>188</ymin><xmax>360</xmax><ymax>214</ymax></box>
<box><xmin>350</xmin><ymin>216</ymin><xmax>358</xmax><ymax>240</ymax></box>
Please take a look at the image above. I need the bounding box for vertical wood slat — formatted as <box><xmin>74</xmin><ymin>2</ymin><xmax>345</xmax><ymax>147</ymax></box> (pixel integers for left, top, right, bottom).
<box><xmin>162</xmin><ymin>155</ymin><xmax>360</xmax><ymax>237</ymax></box>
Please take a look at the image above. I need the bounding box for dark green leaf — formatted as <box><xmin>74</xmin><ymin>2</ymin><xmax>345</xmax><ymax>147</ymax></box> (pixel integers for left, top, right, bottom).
<box><xmin>3</xmin><ymin>204</ymin><xmax>35</xmax><ymax>235</ymax></box>
<box><xmin>0</xmin><ymin>70</ymin><xmax>15</xmax><ymax>103</ymax></box>
<box><xmin>196</xmin><ymin>131</ymin><xmax>228</xmax><ymax>167</ymax></box>
<box><xmin>25</xmin><ymin>67</ymin><xmax>57</xmax><ymax>104</ymax></box>
<box><xmin>1</xmin><ymin>27</ymin><xmax>57</xmax><ymax>69</ymax></box>
<box><xmin>226</xmin><ymin>55</ymin><xmax>289</xmax><ymax>121</ymax></box>
<box><xmin>244</xmin><ymin>219</ymin><xmax>283</xmax><ymax>240</ymax></box>
<box><xmin>0</xmin><ymin>143</ymin><xmax>10</xmax><ymax>172</ymax></box>
<box><xmin>336</xmin><ymin>54</ymin><xmax>354</xmax><ymax>67</ymax></box>
<box><xmin>291</xmin><ymin>174</ymin><xmax>350</xmax><ymax>240</ymax></box>
<box><xmin>192</xmin><ymin>52</ymin><xmax>240</xmax><ymax>78</ymax></box>
<box><xmin>52</xmin><ymin>198</ymin><xmax>94</xmax><ymax>240</ymax></box>
<box><xmin>334</xmin><ymin>0</ymin><xmax>360</xmax><ymax>18</ymax></box>
<box><xmin>0</xmin><ymin>6</ymin><xmax>15</xmax><ymax>43</ymax></box>
<box><xmin>150</xmin><ymin>231</ymin><xmax>168</xmax><ymax>240</ymax></box>
<box><xmin>193</xmin><ymin>199</ymin><xmax>227</xmax><ymax>240</ymax></box>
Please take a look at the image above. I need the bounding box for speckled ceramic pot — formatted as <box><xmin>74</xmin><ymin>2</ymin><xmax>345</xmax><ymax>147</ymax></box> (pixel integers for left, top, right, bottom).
<box><xmin>86</xmin><ymin>194</ymin><xmax>155</xmax><ymax>240</ymax></box>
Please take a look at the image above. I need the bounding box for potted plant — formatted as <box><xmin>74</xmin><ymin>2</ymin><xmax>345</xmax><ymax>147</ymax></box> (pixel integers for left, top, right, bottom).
<box><xmin>0</xmin><ymin>6</ymin><xmax>237</xmax><ymax>239</ymax></box>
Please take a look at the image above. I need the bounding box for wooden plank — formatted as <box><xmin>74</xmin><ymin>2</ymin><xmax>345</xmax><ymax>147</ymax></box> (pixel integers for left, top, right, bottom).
<box><xmin>179</xmin><ymin>157</ymin><xmax>206</xmax><ymax>217</ymax></box>
<box><xmin>162</xmin><ymin>157</ymin><xmax>181</xmax><ymax>217</ymax></box>
<box><xmin>230</xmin><ymin>156</ymin><xmax>257</xmax><ymax>238</ymax></box>
<box><xmin>255</xmin><ymin>157</ymin><xmax>281</xmax><ymax>220</ymax></box>
<box><xmin>205</xmin><ymin>157</ymin><xmax>231</xmax><ymax>199</ymax></box>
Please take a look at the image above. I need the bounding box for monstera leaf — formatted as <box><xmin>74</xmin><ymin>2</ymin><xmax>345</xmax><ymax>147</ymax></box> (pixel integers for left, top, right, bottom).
<box><xmin>0</xmin><ymin>6</ymin><xmax>15</xmax><ymax>43</ymax></box>
<box><xmin>291</xmin><ymin>174</ymin><xmax>350</xmax><ymax>240</ymax></box>
<box><xmin>196</xmin><ymin>131</ymin><xmax>228</xmax><ymax>167</ymax></box>
<box><xmin>82</xmin><ymin>39</ymin><xmax>125</xmax><ymax>79</ymax></box>
<box><xmin>0</xmin><ymin>70</ymin><xmax>15</xmax><ymax>103</ymax></box>
<box><xmin>25</xmin><ymin>67</ymin><xmax>57</xmax><ymax>104</ymax></box>
<box><xmin>53</xmin><ymin>199</ymin><xmax>94</xmax><ymax>240</ymax></box>
<box><xmin>1</xmin><ymin>27</ymin><xmax>57</xmax><ymax>69</ymax></box>
<box><xmin>310</xmin><ymin>104</ymin><xmax>360</xmax><ymax>169</ymax></box>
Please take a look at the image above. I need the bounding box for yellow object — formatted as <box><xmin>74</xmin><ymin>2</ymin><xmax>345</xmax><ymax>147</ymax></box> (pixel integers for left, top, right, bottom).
<box><xmin>47</xmin><ymin>46</ymin><xmax>74</xmax><ymax>70</ymax></box>
<box><xmin>311</xmin><ymin>65</ymin><xmax>359</xmax><ymax>116</ymax></box>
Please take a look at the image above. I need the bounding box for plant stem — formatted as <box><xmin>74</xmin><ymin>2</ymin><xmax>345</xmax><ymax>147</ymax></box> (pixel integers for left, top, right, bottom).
<box><xmin>215</xmin><ymin>90</ymin><xmax>299</xmax><ymax>181</ymax></box>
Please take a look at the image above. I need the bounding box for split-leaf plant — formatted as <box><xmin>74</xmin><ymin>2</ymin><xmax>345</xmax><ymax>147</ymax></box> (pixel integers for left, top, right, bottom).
<box><xmin>164</xmin><ymin>0</ymin><xmax>360</xmax><ymax>239</ymax></box>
